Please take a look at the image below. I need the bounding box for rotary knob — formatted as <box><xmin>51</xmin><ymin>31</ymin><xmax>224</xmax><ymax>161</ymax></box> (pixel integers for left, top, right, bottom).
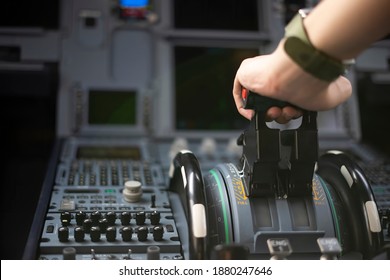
<box><xmin>98</xmin><ymin>218</ymin><xmax>108</xmax><ymax>233</ymax></box>
<box><xmin>149</xmin><ymin>211</ymin><xmax>161</xmax><ymax>225</ymax></box>
<box><xmin>74</xmin><ymin>226</ymin><xmax>85</xmax><ymax>242</ymax></box>
<box><xmin>58</xmin><ymin>226</ymin><xmax>69</xmax><ymax>242</ymax></box>
<box><xmin>90</xmin><ymin>226</ymin><xmax>101</xmax><ymax>242</ymax></box>
<box><xmin>60</xmin><ymin>211</ymin><xmax>72</xmax><ymax>226</ymax></box>
<box><xmin>137</xmin><ymin>226</ymin><xmax>148</xmax><ymax>241</ymax></box>
<box><xmin>106</xmin><ymin>226</ymin><xmax>117</xmax><ymax>242</ymax></box>
<box><xmin>90</xmin><ymin>211</ymin><xmax>102</xmax><ymax>225</ymax></box>
<box><xmin>105</xmin><ymin>211</ymin><xmax>117</xmax><ymax>226</ymax></box>
<box><xmin>83</xmin><ymin>218</ymin><xmax>93</xmax><ymax>233</ymax></box>
<box><xmin>135</xmin><ymin>211</ymin><xmax>146</xmax><ymax>225</ymax></box>
<box><xmin>123</xmin><ymin>180</ymin><xmax>143</xmax><ymax>202</ymax></box>
<box><xmin>121</xmin><ymin>226</ymin><xmax>133</xmax><ymax>241</ymax></box>
<box><xmin>120</xmin><ymin>211</ymin><xmax>131</xmax><ymax>225</ymax></box>
<box><xmin>153</xmin><ymin>226</ymin><xmax>164</xmax><ymax>241</ymax></box>
<box><xmin>75</xmin><ymin>211</ymin><xmax>87</xmax><ymax>226</ymax></box>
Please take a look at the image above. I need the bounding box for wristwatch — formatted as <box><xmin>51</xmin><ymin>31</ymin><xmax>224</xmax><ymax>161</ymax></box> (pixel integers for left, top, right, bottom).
<box><xmin>284</xmin><ymin>8</ymin><xmax>354</xmax><ymax>82</ymax></box>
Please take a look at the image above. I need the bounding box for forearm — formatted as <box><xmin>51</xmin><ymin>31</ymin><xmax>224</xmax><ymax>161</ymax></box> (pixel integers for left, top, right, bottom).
<box><xmin>233</xmin><ymin>0</ymin><xmax>389</xmax><ymax>120</ymax></box>
<box><xmin>305</xmin><ymin>0</ymin><xmax>390</xmax><ymax>60</ymax></box>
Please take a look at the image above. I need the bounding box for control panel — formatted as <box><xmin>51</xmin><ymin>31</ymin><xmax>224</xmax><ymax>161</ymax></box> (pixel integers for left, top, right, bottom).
<box><xmin>30</xmin><ymin>121</ymin><xmax>390</xmax><ymax>260</ymax></box>
<box><xmin>36</xmin><ymin>137</ymin><xmax>180</xmax><ymax>260</ymax></box>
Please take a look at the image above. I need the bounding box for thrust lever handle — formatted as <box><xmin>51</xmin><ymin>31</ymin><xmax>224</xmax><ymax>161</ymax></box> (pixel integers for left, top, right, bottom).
<box><xmin>238</xmin><ymin>90</ymin><xmax>318</xmax><ymax>198</ymax></box>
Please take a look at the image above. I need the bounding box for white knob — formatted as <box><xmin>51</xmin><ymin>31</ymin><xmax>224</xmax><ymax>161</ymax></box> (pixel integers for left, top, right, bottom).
<box><xmin>199</xmin><ymin>138</ymin><xmax>217</xmax><ymax>155</ymax></box>
<box><xmin>123</xmin><ymin>180</ymin><xmax>143</xmax><ymax>203</ymax></box>
<box><xmin>227</xmin><ymin>138</ymin><xmax>242</xmax><ymax>157</ymax></box>
<box><xmin>169</xmin><ymin>137</ymin><xmax>189</xmax><ymax>160</ymax></box>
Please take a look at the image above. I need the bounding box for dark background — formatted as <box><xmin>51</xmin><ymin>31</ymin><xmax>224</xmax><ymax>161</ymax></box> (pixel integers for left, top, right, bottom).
<box><xmin>0</xmin><ymin>0</ymin><xmax>59</xmax><ymax>259</ymax></box>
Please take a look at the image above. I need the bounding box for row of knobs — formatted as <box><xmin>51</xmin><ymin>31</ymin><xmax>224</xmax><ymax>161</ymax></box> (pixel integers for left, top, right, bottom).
<box><xmin>60</xmin><ymin>210</ymin><xmax>161</xmax><ymax>227</ymax></box>
<box><xmin>58</xmin><ymin>224</ymin><xmax>165</xmax><ymax>242</ymax></box>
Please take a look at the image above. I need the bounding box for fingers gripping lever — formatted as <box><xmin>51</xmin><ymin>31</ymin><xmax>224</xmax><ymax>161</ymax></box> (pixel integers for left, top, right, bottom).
<box><xmin>237</xmin><ymin>90</ymin><xmax>318</xmax><ymax>198</ymax></box>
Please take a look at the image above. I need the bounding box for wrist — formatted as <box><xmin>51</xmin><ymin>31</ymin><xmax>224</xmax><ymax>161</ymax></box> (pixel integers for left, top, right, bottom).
<box><xmin>283</xmin><ymin>9</ymin><xmax>354</xmax><ymax>82</ymax></box>
<box><xmin>269</xmin><ymin>40</ymin><xmax>329</xmax><ymax>104</ymax></box>
<box><xmin>268</xmin><ymin>39</ymin><xmax>352</xmax><ymax>111</ymax></box>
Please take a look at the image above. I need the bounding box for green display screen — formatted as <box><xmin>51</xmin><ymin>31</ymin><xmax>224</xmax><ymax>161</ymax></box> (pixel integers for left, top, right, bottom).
<box><xmin>88</xmin><ymin>90</ymin><xmax>136</xmax><ymax>125</ymax></box>
<box><xmin>175</xmin><ymin>46</ymin><xmax>259</xmax><ymax>130</ymax></box>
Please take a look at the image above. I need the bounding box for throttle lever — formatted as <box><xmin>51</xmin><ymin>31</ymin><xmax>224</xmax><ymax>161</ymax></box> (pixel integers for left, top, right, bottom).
<box><xmin>241</xmin><ymin>88</ymin><xmax>290</xmax><ymax>112</ymax></box>
<box><xmin>238</xmin><ymin>89</ymin><xmax>318</xmax><ymax>198</ymax></box>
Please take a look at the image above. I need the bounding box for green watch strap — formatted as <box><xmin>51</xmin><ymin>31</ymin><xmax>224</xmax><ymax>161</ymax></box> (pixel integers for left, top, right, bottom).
<box><xmin>285</xmin><ymin>12</ymin><xmax>311</xmax><ymax>45</ymax></box>
<box><xmin>284</xmin><ymin>37</ymin><xmax>345</xmax><ymax>82</ymax></box>
<box><xmin>284</xmin><ymin>12</ymin><xmax>346</xmax><ymax>82</ymax></box>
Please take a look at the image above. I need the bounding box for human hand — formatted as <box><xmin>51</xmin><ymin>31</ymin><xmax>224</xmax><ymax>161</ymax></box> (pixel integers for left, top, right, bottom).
<box><xmin>232</xmin><ymin>40</ymin><xmax>352</xmax><ymax>123</ymax></box>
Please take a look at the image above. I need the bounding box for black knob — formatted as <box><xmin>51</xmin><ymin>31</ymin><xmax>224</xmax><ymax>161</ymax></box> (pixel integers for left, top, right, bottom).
<box><xmin>106</xmin><ymin>226</ymin><xmax>117</xmax><ymax>242</ymax></box>
<box><xmin>76</xmin><ymin>211</ymin><xmax>87</xmax><ymax>226</ymax></box>
<box><xmin>121</xmin><ymin>226</ymin><xmax>133</xmax><ymax>241</ymax></box>
<box><xmin>120</xmin><ymin>211</ymin><xmax>131</xmax><ymax>225</ymax></box>
<box><xmin>98</xmin><ymin>218</ymin><xmax>108</xmax><ymax>233</ymax></box>
<box><xmin>74</xmin><ymin>226</ymin><xmax>85</xmax><ymax>242</ymax></box>
<box><xmin>137</xmin><ymin>226</ymin><xmax>148</xmax><ymax>241</ymax></box>
<box><xmin>135</xmin><ymin>211</ymin><xmax>146</xmax><ymax>225</ymax></box>
<box><xmin>150</xmin><ymin>211</ymin><xmax>161</xmax><ymax>225</ymax></box>
<box><xmin>58</xmin><ymin>226</ymin><xmax>69</xmax><ymax>242</ymax></box>
<box><xmin>106</xmin><ymin>211</ymin><xmax>117</xmax><ymax>226</ymax></box>
<box><xmin>153</xmin><ymin>226</ymin><xmax>164</xmax><ymax>241</ymax></box>
<box><xmin>83</xmin><ymin>218</ymin><xmax>93</xmax><ymax>233</ymax></box>
<box><xmin>90</xmin><ymin>226</ymin><xmax>101</xmax><ymax>242</ymax></box>
<box><xmin>60</xmin><ymin>211</ymin><xmax>72</xmax><ymax>226</ymax></box>
<box><xmin>91</xmin><ymin>211</ymin><xmax>102</xmax><ymax>225</ymax></box>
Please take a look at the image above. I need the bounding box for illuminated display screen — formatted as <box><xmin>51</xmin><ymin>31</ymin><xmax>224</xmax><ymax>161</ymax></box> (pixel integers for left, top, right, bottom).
<box><xmin>175</xmin><ymin>46</ymin><xmax>259</xmax><ymax>130</ymax></box>
<box><xmin>88</xmin><ymin>90</ymin><xmax>136</xmax><ymax>125</ymax></box>
<box><xmin>120</xmin><ymin>0</ymin><xmax>149</xmax><ymax>7</ymax></box>
<box><xmin>174</xmin><ymin>0</ymin><xmax>259</xmax><ymax>31</ymax></box>
<box><xmin>118</xmin><ymin>0</ymin><xmax>152</xmax><ymax>19</ymax></box>
<box><xmin>77</xmin><ymin>146</ymin><xmax>141</xmax><ymax>160</ymax></box>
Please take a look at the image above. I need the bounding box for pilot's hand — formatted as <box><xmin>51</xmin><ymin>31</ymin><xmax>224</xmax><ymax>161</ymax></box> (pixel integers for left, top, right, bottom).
<box><xmin>232</xmin><ymin>39</ymin><xmax>352</xmax><ymax>124</ymax></box>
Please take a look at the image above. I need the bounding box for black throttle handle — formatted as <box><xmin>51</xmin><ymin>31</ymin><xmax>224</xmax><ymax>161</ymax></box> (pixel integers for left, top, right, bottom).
<box><xmin>242</xmin><ymin>88</ymin><xmax>291</xmax><ymax>112</ymax></box>
<box><xmin>239</xmin><ymin>89</ymin><xmax>318</xmax><ymax>198</ymax></box>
